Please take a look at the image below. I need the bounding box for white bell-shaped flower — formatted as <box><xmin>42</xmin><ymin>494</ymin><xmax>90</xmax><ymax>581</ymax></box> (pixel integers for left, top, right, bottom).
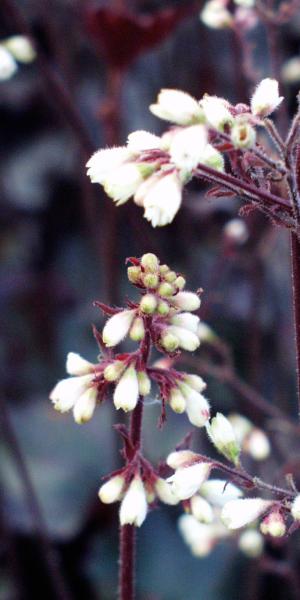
<box><xmin>86</xmin><ymin>147</ymin><xmax>131</xmax><ymax>184</ymax></box>
<box><xmin>119</xmin><ymin>476</ymin><xmax>148</xmax><ymax>527</ymax></box>
<box><xmin>222</xmin><ymin>498</ymin><xmax>273</xmax><ymax>530</ymax></box>
<box><xmin>50</xmin><ymin>374</ymin><xmax>94</xmax><ymax>413</ymax></box>
<box><xmin>169</xmin><ymin>462</ymin><xmax>212</xmax><ymax>500</ymax></box>
<box><xmin>102</xmin><ymin>309</ymin><xmax>136</xmax><ymax>347</ymax></box>
<box><xmin>251</xmin><ymin>78</ymin><xmax>283</xmax><ymax>117</ymax></box>
<box><xmin>66</xmin><ymin>352</ymin><xmax>94</xmax><ymax>376</ymax></box>
<box><xmin>149</xmin><ymin>89</ymin><xmax>204</xmax><ymax>125</ymax></box>
<box><xmin>99</xmin><ymin>475</ymin><xmax>125</xmax><ymax>504</ymax></box>
<box><xmin>113</xmin><ymin>366</ymin><xmax>139</xmax><ymax>412</ymax></box>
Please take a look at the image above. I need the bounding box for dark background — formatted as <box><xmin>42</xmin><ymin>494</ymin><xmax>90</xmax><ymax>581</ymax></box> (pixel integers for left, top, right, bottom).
<box><xmin>1</xmin><ymin>1</ymin><xmax>300</xmax><ymax>598</ymax></box>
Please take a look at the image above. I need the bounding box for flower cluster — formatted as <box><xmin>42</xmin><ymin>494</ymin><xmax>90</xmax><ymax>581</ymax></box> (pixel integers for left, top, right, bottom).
<box><xmin>50</xmin><ymin>253</ymin><xmax>208</xmax><ymax>425</ymax></box>
<box><xmin>0</xmin><ymin>35</ymin><xmax>36</xmax><ymax>81</ymax></box>
<box><xmin>200</xmin><ymin>0</ymin><xmax>257</xmax><ymax>31</ymax></box>
<box><xmin>86</xmin><ymin>80</ymin><xmax>283</xmax><ymax>226</ymax></box>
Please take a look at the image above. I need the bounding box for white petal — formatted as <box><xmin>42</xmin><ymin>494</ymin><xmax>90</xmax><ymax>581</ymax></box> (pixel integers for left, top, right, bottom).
<box><xmin>104</xmin><ymin>163</ymin><xmax>144</xmax><ymax>205</ymax></box>
<box><xmin>170</xmin><ymin>291</ymin><xmax>201</xmax><ymax>311</ymax></box>
<box><xmin>127</xmin><ymin>130</ymin><xmax>163</xmax><ymax>153</ymax></box>
<box><xmin>66</xmin><ymin>352</ymin><xmax>94</xmax><ymax>375</ymax></box>
<box><xmin>99</xmin><ymin>475</ymin><xmax>125</xmax><ymax>504</ymax></box>
<box><xmin>155</xmin><ymin>478</ymin><xmax>179</xmax><ymax>505</ymax></box>
<box><xmin>191</xmin><ymin>495</ymin><xmax>214</xmax><ymax>523</ymax></box>
<box><xmin>73</xmin><ymin>387</ymin><xmax>97</xmax><ymax>424</ymax></box>
<box><xmin>170</xmin><ymin>125</ymin><xmax>208</xmax><ymax>171</ymax></box>
<box><xmin>86</xmin><ymin>147</ymin><xmax>130</xmax><ymax>184</ymax></box>
<box><xmin>0</xmin><ymin>45</ymin><xmax>17</xmax><ymax>80</ymax></box>
<box><xmin>119</xmin><ymin>477</ymin><xmax>148</xmax><ymax>527</ymax></box>
<box><xmin>200</xmin><ymin>479</ymin><xmax>243</xmax><ymax>507</ymax></box>
<box><xmin>166</xmin><ymin>450</ymin><xmax>198</xmax><ymax>469</ymax></box>
<box><xmin>222</xmin><ymin>498</ymin><xmax>273</xmax><ymax>529</ymax></box>
<box><xmin>50</xmin><ymin>375</ymin><xmax>92</xmax><ymax>413</ymax></box>
<box><xmin>149</xmin><ymin>89</ymin><xmax>203</xmax><ymax>125</ymax></box>
<box><xmin>251</xmin><ymin>78</ymin><xmax>283</xmax><ymax>117</ymax></box>
<box><xmin>166</xmin><ymin>325</ymin><xmax>200</xmax><ymax>351</ymax></box>
<box><xmin>201</xmin><ymin>95</ymin><xmax>233</xmax><ymax>131</ymax></box>
<box><xmin>142</xmin><ymin>172</ymin><xmax>182</xmax><ymax>227</ymax></box>
<box><xmin>3</xmin><ymin>36</ymin><xmax>36</xmax><ymax>63</ymax></box>
<box><xmin>102</xmin><ymin>309</ymin><xmax>136</xmax><ymax>347</ymax></box>
<box><xmin>113</xmin><ymin>367</ymin><xmax>139</xmax><ymax>412</ymax></box>
<box><xmin>169</xmin><ymin>462</ymin><xmax>212</xmax><ymax>500</ymax></box>
<box><xmin>171</xmin><ymin>313</ymin><xmax>200</xmax><ymax>333</ymax></box>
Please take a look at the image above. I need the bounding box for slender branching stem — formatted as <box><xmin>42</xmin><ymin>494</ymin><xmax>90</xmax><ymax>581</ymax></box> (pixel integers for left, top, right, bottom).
<box><xmin>290</xmin><ymin>233</ymin><xmax>300</xmax><ymax>416</ymax></box>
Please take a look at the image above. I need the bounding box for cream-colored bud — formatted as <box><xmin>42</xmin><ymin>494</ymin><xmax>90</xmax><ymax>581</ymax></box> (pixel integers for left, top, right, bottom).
<box><xmin>0</xmin><ymin>45</ymin><xmax>17</xmax><ymax>80</ymax></box>
<box><xmin>160</xmin><ymin>331</ymin><xmax>180</xmax><ymax>352</ymax></box>
<box><xmin>191</xmin><ymin>495</ymin><xmax>214</xmax><ymax>523</ymax></box>
<box><xmin>103</xmin><ymin>309</ymin><xmax>136</xmax><ymax>347</ymax></box>
<box><xmin>171</xmin><ymin>313</ymin><xmax>200</xmax><ymax>333</ymax></box>
<box><xmin>169</xmin><ymin>388</ymin><xmax>186</xmax><ymax>413</ymax></box>
<box><xmin>200</xmin><ymin>0</ymin><xmax>233</xmax><ymax>29</ymax></box>
<box><xmin>166</xmin><ymin>450</ymin><xmax>198</xmax><ymax>469</ymax></box>
<box><xmin>155</xmin><ymin>478</ymin><xmax>179</xmax><ymax>505</ymax></box>
<box><xmin>140</xmin><ymin>294</ymin><xmax>157</xmax><ymax>314</ymax></box>
<box><xmin>222</xmin><ymin>498</ymin><xmax>273</xmax><ymax>530</ymax></box>
<box><xmin>166</xmin><ymin>325</ymin><xmax>200</xmax><ymax>352</ymax></box>
<box><xmin>174</xmin><ymin>276</ymin><xmax>186</xmax><ymax>290</ymax></box>
<box><xmin>137</xmin><ymin>371</ymin><xmax>151</xmax><ymax>396</ymax></box>
<box><xmin>157</xmin><ymin>300</ymin><xmax>170</xmax><ymax>316</ymax></box>
<box><xmin>201</xmin><ymin>479</ymin><xmax>243</xmax><ymax>507</ymax></box>
<box><xmin>197</xmin><ymin>322</ymin><xmax>216</xmax><ymax>343</ymax></box>
<box><xmin>159</xmin><ymin>264</ymin><xmax>169</xmax><ymax>275</ymax></box>
<box><xmin>3</xmin><ymin>35</ymin><xmax>36</xmax><ymax>63</ymax></box>
<box><xmin>207</xmin><ymin>413</ymin><xmax>240</xmax><ymax>465</ymax></box>
<box><xmin>244</xmin><ymin>429</ymin><xmax>271</xmax><ymax>461</ymax></box>
<box><xmin>127</xmin><ymin>266</ymin><xmax>141</xmax><ymax>284</ymax></box>
<box><xmin>251</xmin><ymin>78</ymin><xmax>283</xmax><ymax>118</ymax></box>
<box><xmin>119</xmin><ymin>476</ymin><xmax>147</xmax><ymax>527</ymax></box>
<box><xmin>238</xmin><ymin>530</ymin><xmax>264</xmax><ymax>558</ymax></box>
<box><xmin>66</xmin><ymin>352</ymin><xmax>94</xmax><ymax>376</ymax></box>
<box><xmin>164</xmin><ymin>270</ymin><xmax>177</xmax><ymax>283</ymax></box>
<box><xmin>228</xmin><ymin>413</ymin><xmax>253</xmax><ymax>445</ymax></box>
<box><xmin>113</xmin><ymin>367</ymin><xmax>139</xmax><ymax>412</ymax></box>
<box><xmin>149</xmin><ymin>89</ymin><xmax>204</xmax><ymax>126</ymax></box>
<box><xmin>183</xmin><ymin>374</ymin><xmax>207</xmax><ymax>393</ymax></box>
<box><xmin>158</xmin><ymin>282</ymin><xmax>175</xmax><ymax>297</ymax></box>
<box><xmin>129</xmin><ymin>317</ymin><xmax>145</xmax><ymax>342</ymax></box>
<box><xmin>73</xmin><ymin>387</ymin><xmax>98</xmax><ymax>424</ymax></box>
<box><xmin>231</xmin><ymin>121</ymin><xmax>256</xmax><ymax>149</ymax></box>
<box><xmin>143</xmin><ymin>272</ymin><xmax>159</xmax><ymax>288</ymax></box>
<box><xmin>171</xmin><ymin>291</ymin><xmax>201</xmax><ymax>312</ymax></box>
<box><xmin>50</xmin><ymin>374</ymin><xmax>93</xmax><ymax>413</ymax></box>
<box><xmin>169</xmin><ymin>462</ymin><xmax>212</xmax><ymax>500</ymax></box>
<box><xmin>291</xmin><ymin>495</ymin><xmax>300</xmax><ymax>521</ymax></box>
<box><xmin>141</xmin><ymin>253</ymin><xmax>159</xmax><ymax>272</ymax></box>
<box><xmin>260</xmin><ymin>512</ymin><xmax>286</xmax><ymax>538</ymax></box>
<box><xmin>98</xmin><ymin>475</ymin><xmax>125</xmax><ymax>504</ymax></box>
<box><xmin>103</xmin><ymin>360</ymin><xmax>126</xmax><ymax>382</ymax></box>
<box><xmin>201</xmin><ymin>95</ymin><xmax>233</xmax><ymax>131</ymax></box>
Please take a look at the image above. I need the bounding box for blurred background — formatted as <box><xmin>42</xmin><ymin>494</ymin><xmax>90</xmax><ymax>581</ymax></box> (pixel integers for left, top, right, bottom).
<box><xmin>1</xmin><ymin>0</ymin><xmax>300</xmax><ymax>598</ymax></box>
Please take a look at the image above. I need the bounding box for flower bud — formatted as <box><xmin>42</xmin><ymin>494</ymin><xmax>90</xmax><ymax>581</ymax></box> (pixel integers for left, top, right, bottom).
<box><xmin>201</xmin><ymin>95</ymin><xmax>233</xmax><ymax>131</ymax></box>
<box><xmin>98</xmin><ymin>475</ymin><xmax>125</xmax><ymax>504</ymax></box>
<box><xmin>73</xmin><ymin>387</ymin><xmax>98</xmax><ymax>424</ymax></box>
<box><xmin>129</xmin><ymin>317</ymin><xmax>145</xmax><ymax>342</ymax></box>
<box><xmin>171</xmin><ymin>291</ymin><xmax>201</xmax><ymax>312</ymax></box>
<box><xmin>174</xmin><ymin>276</ymin><xmax>186</xmax><ymax>290</ymax></box>
<box><xmin>180</xmin><ymin>383</ymin><xmax>210</xmax><ymax>427</ymax></box>
<box><xmin>141</xmin><ymin>253</ymin><xmax>159</xmax><ymax>272</ymax></box>
<box><xmin>166</xmin><ymin>325</ymin><xmax>200</xmax><ymax>352</ymax></box>
<box><xmin>231</xmin><ymin>121</ymin><xmax>256</xmax><ymax>149</ymax></box>
<box><xmin>158</xmin><ymin>282</ymin><xmax>175</xmax><ymax>297</ymax></box>
<box><xmin>291</xmin><ymin>495</ymin><xmax>300</xmax><ymax>521</ymax></box>
<box><xmin>207</xmin><ymin>413</ymin><xmax>240</xmax><ymax>465</ymax></box>
<box><xmin>260</xmin><ymin>511</ymin><xmax>286</xmax><ymax>538</ymax></box>
<box><xmin>224</xmin><ymin>219</ymin><xmax>248</xmax><ymax>244</ymax></box>
<box><xmin>155</xmin><ymin>478</ymin><xmax>179</xmax><ymax>505</ymax></box>
<box><xmin>137</xmin><ymin>371</ymin><xmax>151</xmax><ymax>396</ymax></box>
<box><xmin>140</xmin><ymin>294</ymin><xmax>157</xmax><ymax>314</ymax></box>
<box><xmin>228</xmin><ymin>413</ymin><xmax>252</xmax><ymax>444</ymax></box>
<box><xmin>66</xmin><ymin>352</ymin><xmax>94</xmax><ymax>376</ymax></box>
<box><xmin>50</xmin><ymin>374</ymin><xmax>93</xmax><ymax>413</ymax></box>
<box><xmin>166</xmin><ymin>450</ymin><xmax>198</xmax><ymax>469</ymax></box>
<box><xmin>127</xmin><ymin>266</ymin><xmax>141</xmax><ymax>284</ymax></box>
<box><xmin>244</xmin><ymin>429</ymin><xmax>270</xmax><ymax>461</ymax></box>
<box><xmin>86</xmin><ymin>147</ymin><xmax>130</xmax><ymax>185</ymax></box>
<box><xmin>159</xmin><ymin>264</ymin><xmax>169</xmax><ymax>275</ymax></box>
<box><xmin>238</xmin><ymin>530</ymin><xmax>264</xmax><ymax>558</ymax></box>
<box><xmin>201</xmin><ymin>479</ymin><xmax>243</xmax><ymax>507</ymax></box>
<box><xmin>178</xmin><ymin>515</ymin><xmax>216</xmax><ymax>557</ymax></box>
<box><xmin>160</xmin><ymin>331</ymin><xmax>180</xmax><ymax>352</ymax></box>
<box><xmin>169</xmin><ymin>462</ymin><xmax>212</xmax><ymax>500</ymax></box>
<box><xmin>202</xmin><ymin>144</ymin><xmax>225</xmax><ymax>172</ymax></box>
<box><xmin>251</xmin><ymin>78</ymin><xmax>283</xmax><ymax>117</ymax></box>
<box><xmin>127</xmin><ymin>131</ymin><xmax>162</xmax><ymax>153</ymax></box>
<box><xmin>0</xmin><ymin>45</ymin><xmax>17</xmax><ymax>80</ymax></box>
<box><xmin>103</xmin><ymin>163</ymin><xmax>144</xmax><ymax>205</ymax></box>
<box><xmin>103</xmin><ymin>309</ymin><xmax>136</xmax><ymax>347</ymax></box>
<box><xmin>142</xmin><ymin>272</ymin><xmax>159</xmax><ymax>288</ymax></box>
<box><xmin>197</xmin><ymin>322</ymin><xmax>216</xmax><ymax>343</ymax></box>
<box><xmin>169</xmin><ymin>388</ymin><xmax>186</xmax><ymax>413</ymax></box>
<box><xmin>191</xmin><ymin>495</ymin><xmax>214</xmax><ymax>523</ymax></box>
<box><xmin>3</xmin><ymin>35</ymin><xmax>36</xmax><ymax>63</ymax></box>
<box><xmin>200</xmin><ymin>0</ymin><xmax>233</xmax><ymax>29</ymax></box>
<box><xmin>222</xmin><ymin>498</ymin><xmax>273</xmax><ymax>530</ymax></box>
<box><xmin>157</xmin><ymin>300</ymin><xmax>170</xmax><ymax>316</ymax></box>
<box><xmin>183</xmin><ymin>374</ymin><xmax>207</xmax><ymax>393</ymax></box>
<box><xmin>171</xmin><ymin>312</ymin><xmax>199</xmax><ymax>333</ymax></box>
<box><xmin>119</xmin><ymin>476</ymin><xmax>147</xmax><ymax>527</ymax></box>
<box><xmin>113</xmin><ymin>367</ymin><xmax>139</xmax><ymax>412</ymax></box>
<box><xmin>103</xmin><ymin>360</ymin><xmax>126</xmax><ymax>382</ymax></box>
<box><xmin>164</xmin><ymin>270</ymin><xmax>177</xmax><ymax>283</ymax></box>
<box><xmin>149</xmin><ymin>89</ymin><xmax>204</xmax><ymax>126</ymax></box>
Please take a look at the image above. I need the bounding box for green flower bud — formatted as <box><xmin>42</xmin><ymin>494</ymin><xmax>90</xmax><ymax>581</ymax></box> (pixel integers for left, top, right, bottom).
<box><xmin>143</xmin><ymin>273</ymin><xmax>159</xmax><ymax>289</ymax></box>
<box><xmin>140</xmin><ymin>294</ymin><xmax>158</xmax><ymax>314</ymax></box>
<box><xmin>104</xmin><ymin>360</ymin><xmax>126</xmax><ymax>382</ymax></box>
<box><xmin>141</xmin><ymin>253</ymin><xmax>159</xmax><ymax>272</ymax></box>
<box><xmin>137</xmin><ymin>371</ymin><xmax>151</xmax><ymax>396</ymax></box>
<box><xmin>164</xmin><ymin>270</ymin><xmax>177</xmax><ymax>283</ymax></box>
<box><xmin>158</xmin><ymin>282</ymin><xmax>174</xmax><ymax>297</ymax></box>
<box><xmin>159</xmin><ymin>264</ymin><xmax>169</xmax><ymax>275</ymax></box>
<box><xmin>127</xmin><ymin>266</ymin><xmax>141</xmax><ymax>284</ymax></box>
<box><xmin>160</xmin><ymin>331</ymin><xmax>179</xmax><ymax>352</ymax></box>
<box><xmin>157</xmin><ymin>300</ymin><xmax>170</xmax><ymax>316</ymax></box>
<box><xmin>129</xmin><ymin>317</ymin><xmax>145</xmax><ymax>341</ymax></box>
<box><xmin>174</xmin><ymin>276</ymin><xmax>186</xmax><ymax>290</ymax></box>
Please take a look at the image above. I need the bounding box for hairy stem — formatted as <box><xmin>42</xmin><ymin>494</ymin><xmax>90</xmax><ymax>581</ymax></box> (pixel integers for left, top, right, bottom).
<box><xmin>290</xmin><ymin>233</ymin><xmax>300</xmax><ymax>416</ymax></box>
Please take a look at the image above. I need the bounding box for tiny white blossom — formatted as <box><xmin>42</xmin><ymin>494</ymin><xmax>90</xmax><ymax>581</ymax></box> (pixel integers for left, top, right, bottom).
<box><xmin>0</xmin><ymin>45</ymin><xmax>17</xmax><ymax>80</ymax></box>
<box><xmin>86</xmin><ymin>147</ymin><xmax>131</xmax><ymax>184</ymax></box>
<box><xmin>200</xmin><ymin>479</ymin><xmax>243</xmax><ymax>507</ymax></box>
<box><xmin>73</xmin><ymin>386</ymin><xmax>98</xmax><ymax>424</ymax></box>
<box><xmin>113</xmin><ymin>366</ymin><xmax>139</xmax><ymax>412</ymax></box>
<box><xmin>166</xmin><ymin>450</ymin><xmax>198</xmax><ymax>469</ymax></box>
<box><xmin>3</xmin><ymin>36</ymin><xmax>36</xmax><ymax>63</ymax></box>
<box><xmin>104</xmin><ymin>163</ymin><xmax>145</xmax><ymax>205</ymax></box>
<box><xmin>169</xmin><ymin>125</ymin><xmax>208</xmax><ymax>171</ymax></box>
<box><xmin>201</xmin><ymin>95</ymin><xmax>233</xmax><ymax>131</ymax></box>
<box><xmin>127</xmin><ymin>130</ymin><xmax>163</xmax><ymax>153</ymax></box>
<box><xmin>222</xmin><ymin>498</ymin><xmax>273</xmax><ymax>530</ymax></box>
<box><xmin>155</xmin><ymin>478</ymin><xmax>179</xmax><ymax>505</ymax></box>
<box><xmin>171</xmin><ymin>291</ymin><xmax>201</xmax><ymax>311</ymax></box>
<box><xmin>169</xmin><ymin>388</ymin><xmax>186</xmax><ymax>413</ymax></box>
<box><xmin>150</xmin><ymin>89</ymin><xmax>204</xmax><ymax>125</ymax></box>
<box><xmin>207</xmin><ymin>413</ymin><xmax>240</xmax><ymax>464</ymax></box>
<box><xmin>260</xmin><ymin>511</ymin><xmax>286</xmax><ymax>538</ymax></box>
<box><xmin>165</xmin><ymin>325</ymin><xmax>200</xmax><ymax>352</ymax></box>
<box><xmin>251</xmin><ymin>78</ymin><xmax>283</xmax><ymax>117</ymax></box>
<box><xmin>50</xmin><ymin>374</ymin><xmax>93</xmax><ymax>413</ymax></box>
<box><xmin>98</xmin><ymin>475</ymin><xmax>125</xmax><ymax>504</ymax></box>
<box><xmin>180</xmin><ymin>384</ymin><xmax>210</xmax><ymax>427</ymax></box>
<box><xmin>191</xmin><ymin>495</ymin><xmax>214</xmax><ymax>523</ymax></box>
<box><xmin>169</xmin><ymin>462</ymin><xmax>212</xmax><ymax>500</ymax></box>
<box><xmin>183</xmin><ymin>374</ymin><xmax>207</xmax><ymax>393</ymax></box>
<box><xmin>238</xmin><ymin>529</ymin><xmax>264</xmax><ymax>558</ymax></box>
<box><xmin>119</xmin><ymin>476</ymin><xmax>148</xmax><ymax>527</ymax></box>
<box><xmin>200</xmin><ymin>0</ymin><xmax>233</xmax><ymax>29</ymax></box>
<box><xmin>137</xmin><ymin>171</ymin><xmax>182</xmax><ymax>227</ymax></box>
<box><xmin>170</xmin><ymin>313</ymin><xmax>200</xmax><ymax>333</ymax></box>
<box><xmin>137</xmin><ymin>371</ymin><xmax>151</xmax><ymax>396</ymax></box>
<box><xmin>291</xmin><ymin>495</ymin><xmax>300</xmax><ymax>521</ymax></box>
<box><xmin>66</xmin><ymin>352</ymin><xmax>94</xmax><ymax>376</ymax></box>
<box><xmin>102</xmin><ymin>309</ymin><xmax>136</xmax><ymax>347</ymax></box>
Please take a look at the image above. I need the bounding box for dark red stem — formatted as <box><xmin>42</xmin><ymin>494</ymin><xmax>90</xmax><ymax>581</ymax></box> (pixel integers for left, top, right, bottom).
<box><xmin>291</xmin><ymin>233</ymin><xmax>300</xmax><ymax>416</ymax></box>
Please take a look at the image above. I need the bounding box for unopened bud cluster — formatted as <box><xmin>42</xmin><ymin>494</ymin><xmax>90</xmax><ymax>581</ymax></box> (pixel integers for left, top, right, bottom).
<box><xmin>0</xmin><ymin>35</ymin><xmax>36</xmax><ymax>81</ymax></box>
<box><xmin>87</xmin><ymin>79</ymin><xmax>283</xmax><ymax>227</ymax></box>
<box><xmin>200</xmin><ymin>0</ymin><xmax>257</xmax><ymax>32</ymax></box>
